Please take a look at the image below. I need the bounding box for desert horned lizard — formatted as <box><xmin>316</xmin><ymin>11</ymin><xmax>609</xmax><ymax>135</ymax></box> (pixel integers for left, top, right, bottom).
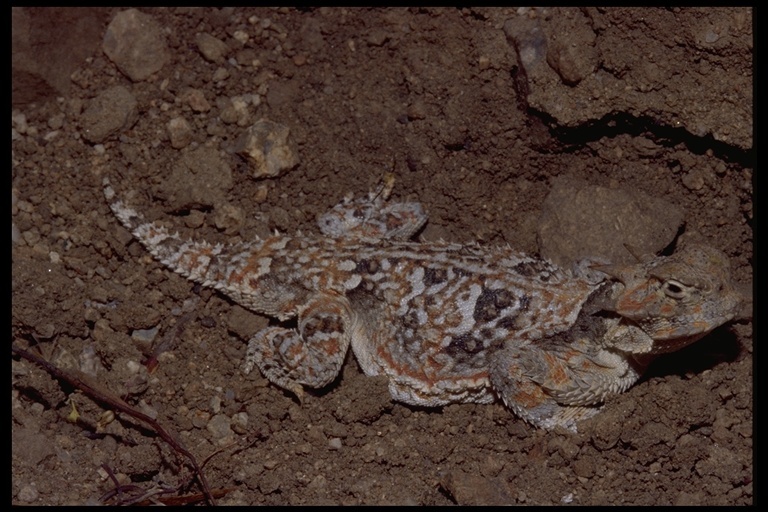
<box><xmin>103</xmin><ymin>176</ymin><xmax>742</xmax><ymax>430</ymax></box>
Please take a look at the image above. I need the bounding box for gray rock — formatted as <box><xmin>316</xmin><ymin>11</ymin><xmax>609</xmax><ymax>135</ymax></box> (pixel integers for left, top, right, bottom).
<box><xmin>80</xmin><ymin>85</ymin><xmax>138</xmax><ymax>143</ymax></box>
<box><xmin>537</xmin><ymin>176</ymin><xmax>684</xmax><ymax>267</ymax></box>
<box><xmin>195</xmin><ymin>33</ymin><xmax>230</xmax><ymax>63</ymax></box>
<box><xmin>167</xmin><ymin>116</ymin><xmax>194</xmax><ymax>149</ymax></box>
<box><xmin>234</xmin><ymin>119</ymin><xmax>300</xmax><ymax>179</ymax></box>
<box><xmin>103</xmin><ymin>9</ymin><xmax>170</xmax><ymax>81</ymax></box>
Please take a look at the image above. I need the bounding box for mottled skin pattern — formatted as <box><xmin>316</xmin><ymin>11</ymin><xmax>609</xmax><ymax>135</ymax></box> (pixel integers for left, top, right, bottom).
<box><xmin>104</xmin><ymin>177</ymin><xmax>742</xmax><ymax>431</ymax></box>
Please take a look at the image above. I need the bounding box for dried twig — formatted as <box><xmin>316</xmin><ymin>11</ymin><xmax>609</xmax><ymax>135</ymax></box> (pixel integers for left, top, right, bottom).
<box><xmin>12</xmin><ymin>344</ymin><xmax>217</xmax><ymax>505</ymax></box>
<box><xmin>145</xmin><ymin>309</ymin><xmax>197</xmax><ymax>373</ymax></box>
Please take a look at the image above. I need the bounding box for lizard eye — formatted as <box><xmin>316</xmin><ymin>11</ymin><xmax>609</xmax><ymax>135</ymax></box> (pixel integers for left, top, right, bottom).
<box><xmin>661</xmin><ymin>279</ymin><xmax>687</xmax><ymax>299</ymax></box>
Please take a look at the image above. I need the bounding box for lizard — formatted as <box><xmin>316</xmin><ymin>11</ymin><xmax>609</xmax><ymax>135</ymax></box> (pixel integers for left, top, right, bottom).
<box><xmin>103</xmin><ymin>175</ymin><xmax>743</xmax><ymax>431</ymax></box>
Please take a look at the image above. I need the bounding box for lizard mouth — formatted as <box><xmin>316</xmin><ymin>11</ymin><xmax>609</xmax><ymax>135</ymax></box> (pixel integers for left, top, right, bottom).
<box><xmin>636</xmin><ymin>331</ymin><xmax>709</xmax><ymax>355</ymax></box>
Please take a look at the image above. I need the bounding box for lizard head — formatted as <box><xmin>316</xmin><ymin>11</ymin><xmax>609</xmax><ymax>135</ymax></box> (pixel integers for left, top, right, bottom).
<box><xmin>597</xmin><ymin>243</ymin><xmax>744</xmax><ymax>354</ymax></box>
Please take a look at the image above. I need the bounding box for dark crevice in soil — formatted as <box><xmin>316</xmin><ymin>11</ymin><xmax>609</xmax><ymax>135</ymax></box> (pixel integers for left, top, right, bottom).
<box><xmin>531</xmin><ymin>109</ymin><xmax>754</xmax><ymax>166</ymax></box>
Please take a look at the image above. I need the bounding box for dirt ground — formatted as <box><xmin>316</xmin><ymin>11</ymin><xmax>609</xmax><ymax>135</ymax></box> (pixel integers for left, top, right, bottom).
<box><xmin>12</xmin><ymin>7</ymin><xmax>753</xmax><ymax>505</ymax></box>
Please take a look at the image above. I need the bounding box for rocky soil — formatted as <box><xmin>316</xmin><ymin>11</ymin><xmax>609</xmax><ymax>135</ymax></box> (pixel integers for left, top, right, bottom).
<box><xmin>12</xmin><ymin>7</ymin><xmax>752</xmax><ymax>505</ymax></box>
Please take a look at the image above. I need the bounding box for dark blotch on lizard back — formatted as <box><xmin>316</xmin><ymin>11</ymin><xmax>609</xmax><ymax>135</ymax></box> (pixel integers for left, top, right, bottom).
<box><xmin>474</xmin><ymin>287</ymin><xmax>517</xmax><ymax>322</ymax></box>
<box><xmin>423</xmin><ymin>267</ymin><xmax>448</xmax><ymax>286</ymax></box>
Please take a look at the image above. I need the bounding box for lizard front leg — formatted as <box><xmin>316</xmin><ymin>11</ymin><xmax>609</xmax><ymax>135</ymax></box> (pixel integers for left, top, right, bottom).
<box><xmin>243</xmin><ymin>293</ymin><xmax>353</xmax><ymax>398</ymax></box>
<box><xmin>489</xmin><ymin>332</ymin><xmax>643</xmax><ymax>431</ymax></box>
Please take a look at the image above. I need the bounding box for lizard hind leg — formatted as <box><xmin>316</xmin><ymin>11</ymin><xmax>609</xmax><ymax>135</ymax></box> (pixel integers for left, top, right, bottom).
<box><xmin>317</xmin><ymin>174</ymin><xmax>428</xmax><ymax>241</ymax></box>
<box><xmin>243</xmin><ymin>294</ymin><xmax>353</xmax><ymax>398</ymax></box>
